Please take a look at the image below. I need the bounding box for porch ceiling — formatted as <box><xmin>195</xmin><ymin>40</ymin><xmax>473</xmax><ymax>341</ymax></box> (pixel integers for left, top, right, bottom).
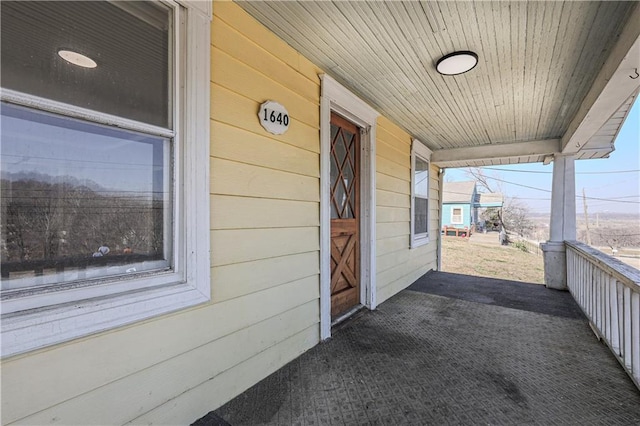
<box><xmin>237</xmin><ymin>1</ymin><xmax>640</xmax><ymax>167</ymax></box>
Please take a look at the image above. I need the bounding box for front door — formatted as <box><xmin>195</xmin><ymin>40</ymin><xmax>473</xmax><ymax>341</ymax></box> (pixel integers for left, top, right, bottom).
<box><xmin>330</xmin><ymin>112</ymin><xmax>360</xmax><ymax>319</ymax></box>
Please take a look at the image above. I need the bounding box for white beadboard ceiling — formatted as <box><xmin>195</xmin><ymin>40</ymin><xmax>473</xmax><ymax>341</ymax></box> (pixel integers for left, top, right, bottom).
<box><xmin>237</xmin><ymin>1</ymin><xmax>640</xmax><ymax>167</ymax></box>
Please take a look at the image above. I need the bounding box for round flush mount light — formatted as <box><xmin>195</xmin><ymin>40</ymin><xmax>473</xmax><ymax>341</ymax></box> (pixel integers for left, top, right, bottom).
<box><xmin>436</xmin><ymin>51</ymin><xmax>478</xmax><ymax>75</ymax></box>
<box><xmin>57</xmin><ymin>49</ymin><xmax>97</xmax><ymax>68</ymax></box>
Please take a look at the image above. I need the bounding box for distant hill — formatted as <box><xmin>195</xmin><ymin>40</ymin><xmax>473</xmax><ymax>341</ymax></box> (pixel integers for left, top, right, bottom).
<box><xmin>0</xmin><ymin>171</ymin><xmax>107</xmax><ymax>193</ymax></box>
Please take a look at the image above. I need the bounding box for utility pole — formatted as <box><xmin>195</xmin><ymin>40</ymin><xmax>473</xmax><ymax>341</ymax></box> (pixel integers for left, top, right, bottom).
<box><xmin>583</xmin><ymin>188</ymin><xmax>591</xmax><ymax>245</ymax></box>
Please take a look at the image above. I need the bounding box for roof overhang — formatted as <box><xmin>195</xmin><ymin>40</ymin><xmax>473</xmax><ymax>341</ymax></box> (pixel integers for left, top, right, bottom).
<box><xmin>561</xmin><ymin>6</ymin><xmax>640</xmax><ymax>157</ymax></box>
<box><xmin>432</xmin><ymin>138</ymin><xmax>561</xmax><ymax>168</ymax></box>
<box><xmin>238</xmin><ymin>1</ymin><xmax>640</xmax><ymax>168</ymax></box>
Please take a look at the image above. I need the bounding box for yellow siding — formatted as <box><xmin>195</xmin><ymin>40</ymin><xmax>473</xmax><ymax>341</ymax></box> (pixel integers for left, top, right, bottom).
<box><xmin>211</xmin><ymin>84</ymin><xmax>319</xmax><ymax>153</ymax></box>
<box><xmin>211</xmin><ymin>227</ymin><xmax>319</xmax><ymax>266</ymax></box>
<box><xmin>133</xmin><ymin>325</ymin><xmax>320</xmax><ymax>425</ymax></box>
<box><xmin>2</xmin><ymin>276</ymin><xmax>318</xmax><ymax>424</ymax></box>
<box><xmin>14</xmin><ymin>302</ymin><xmax>319</xmax><ymax>425</ymax></box>
<box><xmin>211</xmin><ymin>158</ymin><xmax>319</xmax><ymax>202</ymax></box>
<box><xmin>1</xmin><ymin>2</ymin><xmax>441</xmax><ymax>424</ymax></box>
<box><xmin>211</xmin><ymin>121</ymin><xmax>319</xmax><ymax>177</ymax></box>
<box><xmin>375</xmin><ymin>120</ymin><xmax>440</xmax><ymax>305</ymax></box>
<box><xmin>2</xmin><ymin>3</ymin><xmax>323</xmax><ymax>425</ymax></box>
<box><xmin>211</xmin><ymin>195</ymin><xmax>319</xmax><ymax>229</ymax></box>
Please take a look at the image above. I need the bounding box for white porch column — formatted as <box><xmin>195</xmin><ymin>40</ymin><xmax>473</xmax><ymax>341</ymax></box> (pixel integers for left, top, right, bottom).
<box><xmin>541</xmin><ymin>154</ymin><xmax>576</xmax><ymax>290</ymax></box>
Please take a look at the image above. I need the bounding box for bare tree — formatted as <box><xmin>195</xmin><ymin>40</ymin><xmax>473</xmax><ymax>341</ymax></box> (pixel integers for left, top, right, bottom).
<box><xmin>501</xmin><ymin>197</ymin><xmax>535</xmax><ymax>237</ymax></box>
<box><xmin>2</xmin><ymin>177</ymin><xmax>163</xmax><ymax>263</ymax></box>
<box><xmin>464</xmin><ymin>167</ymin><xmax>534</xmax><ymax>237</ymax></box>
<box><xmin>464</xmin><ymin>167</ymin><xmax>503</xmax><ymax>193</ymax></box>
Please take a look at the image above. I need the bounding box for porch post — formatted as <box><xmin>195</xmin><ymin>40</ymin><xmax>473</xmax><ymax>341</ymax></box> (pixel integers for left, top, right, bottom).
<box><xmin>541</xmin><ymin>154</ymin><xmax>576</xmax><ymax>290</ymax></box>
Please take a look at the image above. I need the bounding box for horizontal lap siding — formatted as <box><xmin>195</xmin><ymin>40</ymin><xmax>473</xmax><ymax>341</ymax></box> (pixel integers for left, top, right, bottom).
<box><xmin>2</xmin><ymin>3</ymin><xmax>444</xmax><ymax>424</ymax></box>
<box><xmin>1</xmin><ymin>3</ymin><xmax>323</xmax><ymax>425</ymax></box>
<box><xmin>376</xmin><ymin>117</ymin><xmax>440</xmax><ymax>305</ymax></box>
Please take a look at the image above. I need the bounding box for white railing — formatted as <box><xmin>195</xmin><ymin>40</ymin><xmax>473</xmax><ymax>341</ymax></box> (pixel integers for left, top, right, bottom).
<box><xmin>566</xmin><ymin>241</ymin><xmax>640</xmax><ymax>389</ymax></box>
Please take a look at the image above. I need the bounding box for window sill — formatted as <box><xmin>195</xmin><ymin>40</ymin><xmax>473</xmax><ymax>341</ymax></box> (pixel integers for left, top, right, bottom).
<box><xmin>1</xmin><ymin>281</ymin><xmax>209</xmax><ymax>358</ymax></box>
<box><xmin>411</xmin><ymin>236</ymin><xmax>430</xmax><ymax>249</ymax></box>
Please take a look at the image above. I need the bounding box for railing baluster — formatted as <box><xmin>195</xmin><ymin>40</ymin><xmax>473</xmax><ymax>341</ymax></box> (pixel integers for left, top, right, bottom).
<box><xmin>598</xmin><ymin>269</ymin><xmax>603</xmax><ymax>332</ymax></box>
<box><xmin>580</xmin><ymin>254</ymin><xmax>584</xmax><ymax>305</ymax></box>
<box><xmin>604</xmin><ymin>271</ymin><xmax>611</xmax><ymax>342</ymax></box>
<box><xmin>618</xmin><ymin>281</ymin><xmax>625</xmax><ymax>358</ymax></box>
<box><xmin>632</xmin><ymin>292</ymin><xmax>639</xmax><ymax>384</ymax></box>
<box><xmin>567</xmin><ymin>251</ymin><xmax>573</xmax><ymax>292</ymax></box>
<box><xmin>589</xmin><ymin>264</ymin><xmax>602</xmax><ymax>330</ymax></box>
<box><xmin>592</xmin><ymin>263</ymin><xmax>597</xmax><ymax>324</ymax></box>
<box><xmin>564</xmin><ymin>241</ymin><xmax>639</xmax><ymax>390</ymax></box>
<box><xmin>610</xmin><ymin>277</ymin><xmax>620</xmax><ymax>356</ymax></box>
<box><xmin>586</xmin><ymin>261</ymin><xmax>591</xmax><ymax>320</ymax></box>
<box><xmin>585</xmin><ymin>257</ymin><xmax>589</xmax><ymax>318</ymax></box>
<box><xmin>624</xmin><ymin>286</ymin><xmax>632</xmax><ymax>371</ymax></box>
<box><xmin>603</xmin><ymin>270</ymin><xmax>608</xmax><ymax>339</ymax></box>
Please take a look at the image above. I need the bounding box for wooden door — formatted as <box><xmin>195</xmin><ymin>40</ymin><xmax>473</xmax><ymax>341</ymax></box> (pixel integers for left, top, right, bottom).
<box><xmin>330</xmin><ymin>112</ymin><xmax>360</xmax><ymax>319</ymax></box>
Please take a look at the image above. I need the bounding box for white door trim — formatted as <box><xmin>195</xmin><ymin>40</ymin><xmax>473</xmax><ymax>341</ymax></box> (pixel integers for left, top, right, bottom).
<box><xmin>319</xmin><ymin>74</ymin><xmax>379</xmax><ymax>340</ymax></box>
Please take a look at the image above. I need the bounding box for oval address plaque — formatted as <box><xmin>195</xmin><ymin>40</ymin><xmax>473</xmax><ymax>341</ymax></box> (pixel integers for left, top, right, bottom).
<box><xmin>258</xmin><ymin>101</ymin><xmax>290</xmax><ymax>135</ymax></box>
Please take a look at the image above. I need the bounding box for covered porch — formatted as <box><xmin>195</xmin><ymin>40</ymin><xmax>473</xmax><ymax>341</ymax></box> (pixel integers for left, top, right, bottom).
<box><xmin>198</xmin><ymin>270</ymin><xmax>640</xmax><ymax>425</ymax></box>
<box><xmin>200</xmin><ymin>4</ymin><xmax>640</xmax><ymax>422</ymax></box>
<box><xmin>234</xmin><ymin>1</ymin><xmax>640</xmax><ymax>296</ymax></box>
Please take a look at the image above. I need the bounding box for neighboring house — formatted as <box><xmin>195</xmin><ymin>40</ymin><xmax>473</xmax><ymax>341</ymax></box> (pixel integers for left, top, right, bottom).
<box><xmin>442</xmin><ymin>181</ymin><xmax>477</xmax><ymax>230</ymax></box>
<box><xmin>0</xmin><ymin>1</ymin><xmax>638</xmax><ymax>425</ymax></box>
<box><xmin>442</xmin><ymin>181</ymin><xmax>504</xmax><ymax>231</ymax></box>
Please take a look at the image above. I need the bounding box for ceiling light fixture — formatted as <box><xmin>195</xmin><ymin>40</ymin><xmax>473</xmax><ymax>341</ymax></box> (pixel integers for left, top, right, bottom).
<box><xmin>57</xmin><ymin>49</ymin><xmax>97</xmax><ymax>68</ymax></box>
<box><xmin>436</xmin><ymin>51</ymin><xmax>478</xmax><ymax>75</ymax></box>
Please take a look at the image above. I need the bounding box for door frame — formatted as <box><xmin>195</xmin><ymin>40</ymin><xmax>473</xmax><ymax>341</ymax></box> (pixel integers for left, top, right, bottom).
<box><xmin>319</xmin><ymin>74</ymin><xmax>379</xmax><ymax>340</ymax></box>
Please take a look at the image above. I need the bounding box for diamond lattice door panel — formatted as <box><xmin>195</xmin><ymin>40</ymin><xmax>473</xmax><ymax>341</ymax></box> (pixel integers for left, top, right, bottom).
<box><xmin>330</xmin><ymin>113</ymin><xmax>360</xmax><ymax>318</ymax></box>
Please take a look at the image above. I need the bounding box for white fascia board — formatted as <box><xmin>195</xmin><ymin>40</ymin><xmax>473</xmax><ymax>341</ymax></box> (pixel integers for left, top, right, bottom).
<box><xmin>562</xmin><ymin>4</ymin><xmax>640</xmax><ymax>153</ymax></box>
<box><xmin>431</xmin><ymin>139</ymin><xmax>561</xmax><ymax>167</ymax></box>
<box><xmin>319</xmin><ymin>74</ymin><xmax>379</xmax><ymax>126</ymax></box>
<box><xmin>412</xmin><ymin>138</ymin><xmax>433</xmax><ymax>158</ymax></box>
<box><xmin>178</xmin><ymin>0</ymin><xmax>212</xmax><ymax>19</ymax></box>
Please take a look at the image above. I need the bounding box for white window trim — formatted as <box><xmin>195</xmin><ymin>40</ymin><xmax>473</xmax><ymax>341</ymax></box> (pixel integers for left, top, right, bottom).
<box><xmin>410</xmin><ymin>139</ymin><xmax>432</xmax><ymax>249</ymax></box>
<box><xmin>451</xmin><ymin>207</ymin><xmax>464</xmax><ymax>225</ymax></box>
<box><xmin>0</xmin><ymin>0</ymin><xmax>211</xmax><ymax>358</ymax></box>
<box><xmin>319</xmin><ymin>74</ymin><xmax>379</xmax><ymax>341</ymax></box>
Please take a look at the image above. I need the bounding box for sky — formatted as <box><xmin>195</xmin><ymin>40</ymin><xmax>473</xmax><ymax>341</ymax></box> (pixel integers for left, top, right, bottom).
<box><xmin>444</xmin><ymin>97</ymin><xmax>640</xmax><ymax>216</ymax></box>
<box><xmin>1</xmin><ymin>103</ymin><xmax>166</xmax><ymax>196</ymax></box>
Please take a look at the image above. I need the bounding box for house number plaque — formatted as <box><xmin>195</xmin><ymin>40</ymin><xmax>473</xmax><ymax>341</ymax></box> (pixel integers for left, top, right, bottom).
<box><xmin>258</xmin><ymin>100</ymin><xmax>290</xmax><ymax>135</ymax></box>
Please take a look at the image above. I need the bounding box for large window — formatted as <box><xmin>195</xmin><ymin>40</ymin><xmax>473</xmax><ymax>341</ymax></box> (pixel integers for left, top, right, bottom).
<box><xmin>411</xmin><ymin>140</ymin><xmax>431</xmax><ymax>248</ymax></box>
<box><xmin>0</xmin><ymin>0</ymin><xmax>211</xmax><ymax>357</ymax></box>
<box><xmin>1</xmin><ymin>104</ymin><xmax>172</xmax><ymax>291</ymax></box>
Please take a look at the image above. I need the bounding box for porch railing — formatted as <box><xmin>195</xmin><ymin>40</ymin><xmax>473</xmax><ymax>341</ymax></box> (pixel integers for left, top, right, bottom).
<box><xmin>566</xmin><ymin>240</ymin><xmax>640</xmax><ymax>389</ymax></box>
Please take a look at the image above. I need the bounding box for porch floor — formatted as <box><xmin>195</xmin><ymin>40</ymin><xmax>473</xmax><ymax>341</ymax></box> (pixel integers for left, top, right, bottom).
<box><xmin>195</xmin><ymin>271</ymin><xmax>640</xmax><ymax>425</ymax></box>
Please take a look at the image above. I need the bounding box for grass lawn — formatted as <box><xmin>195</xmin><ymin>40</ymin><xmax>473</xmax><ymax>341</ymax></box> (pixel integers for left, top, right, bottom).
<box><xmin>441</xmin><ymin>233</ymin><xmax>545</xmax><ymax>284</ymax></box>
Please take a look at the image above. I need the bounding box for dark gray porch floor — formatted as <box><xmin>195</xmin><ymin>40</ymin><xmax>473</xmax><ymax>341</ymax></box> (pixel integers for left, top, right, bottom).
<box><xmin>195</xmin><ymin>271</ymin><xmax>640</xmax><ymax>425</ymax></box>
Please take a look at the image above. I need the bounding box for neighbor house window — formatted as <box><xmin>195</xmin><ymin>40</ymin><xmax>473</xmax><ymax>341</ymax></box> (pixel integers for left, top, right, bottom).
<box><xmin>0</xmin><ymin>0</ymin><xmax>211</xmax><ymax>357</ymax></box>
<box><xmin>411</xmin><ymin>140</ymin><xmax>431</xmax><ymax>248</ymax></box>
<box><xmin>452</xmin><ymin>208</ymin><xmax>464</xmax><ymax>224</ymax></box>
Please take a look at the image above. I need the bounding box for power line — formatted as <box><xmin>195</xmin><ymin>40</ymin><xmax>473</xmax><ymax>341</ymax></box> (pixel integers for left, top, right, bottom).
<box><xmin>482</xmin><ymin>176</ymin><xmax>552</xmax><ymax>192</ymax></box>
<box><xmin>480</xmin><ymin>166</ymin><xmax>640</xmax><ymax>175</ymax></box>
<box><xmin>1</xmin><ymin>154</ymin><xmax>162</xmax><ymax>168</ymax></box>
<box><xmin>577</xmin><ymin>196</ymin><xmax>640</xmax><ymax>204</ymax></box>
<box><xmin>476</xmin><ymin>175</ymin><xmax>640</xmax><ymax>203</ymax></box>
<box><xmin>577</xmin><ymin>195</ymin><xmax>640</xmax><ymax>200</ymax></box>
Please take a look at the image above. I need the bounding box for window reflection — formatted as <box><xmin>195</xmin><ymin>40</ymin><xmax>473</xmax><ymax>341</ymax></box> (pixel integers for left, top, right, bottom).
<box><xmin>0</xmin><ymin>103</ymin><xmax>171</xmax><ymax>290</ymax></box>
<box><xmin>0</xmin><ymin>1</ymin><xmax>171</xmax><ymax>128</ymax></box>
<box><xmin>414</xmin><ymin>157</ymin><xmax>429</xmax><ymax>236</ymax></box>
